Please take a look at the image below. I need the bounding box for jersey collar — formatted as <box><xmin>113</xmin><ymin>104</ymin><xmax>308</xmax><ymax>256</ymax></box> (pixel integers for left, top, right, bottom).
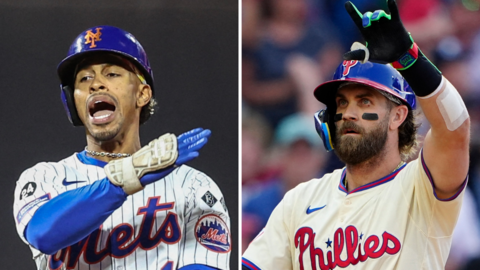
<box><xmin>338</xmin><ymin>163</ymin><xmax>407</xmax><ymax>194</ymax></box>
<box><xmin>76</xmin><ymin>150</ymin><xmax>108</xmax><ymax>168</ymax></box>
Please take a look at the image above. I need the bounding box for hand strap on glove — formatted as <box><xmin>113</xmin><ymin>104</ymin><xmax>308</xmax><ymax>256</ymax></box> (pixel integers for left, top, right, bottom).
<box><xmin>104</xmin><ymin>133</ymin><xmax>178</xmax><ymax>195</ymax></box>
<box><xmin>397</xmin><ymin>50</ymin><xmax>442</xmax><ymax>97</ymax></box>
<box><xmin>391</xmin><ymin>42</ymin><xmax>419</xmax><ymax>70</ymax></box>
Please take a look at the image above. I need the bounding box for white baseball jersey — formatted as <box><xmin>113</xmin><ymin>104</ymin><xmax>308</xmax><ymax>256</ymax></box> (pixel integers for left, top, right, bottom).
<box><xmin>14</xmin><ymin>151</ymin><xmax>231</xmax><ymax>270</ymax></box>
<box><xmin>242</xmin><ymin>151</ymin><xmax>467</xmax><ymax>270</ymax></box>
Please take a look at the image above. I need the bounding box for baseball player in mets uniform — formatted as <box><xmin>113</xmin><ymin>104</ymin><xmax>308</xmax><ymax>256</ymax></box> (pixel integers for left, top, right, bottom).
<box><xmin>242</xmin><ymin>1</ymin><xmax>469</xmax><ymax>269</ymax></box>
<box><xmin>13</xmin><ymin>26</ymin><xmax>231</xmax><ymax>270</ymax></box>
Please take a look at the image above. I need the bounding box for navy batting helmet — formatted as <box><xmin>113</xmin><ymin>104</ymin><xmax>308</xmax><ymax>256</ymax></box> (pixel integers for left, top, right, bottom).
<box><xmin>57</xmin><ymin>25</ymin><xmax>154</xmax><ymax>126</ymax></box>
<box><xmin>313</xmin><ymin>60</ymin><xmax>416</xmax><ymax>151</ymax></box>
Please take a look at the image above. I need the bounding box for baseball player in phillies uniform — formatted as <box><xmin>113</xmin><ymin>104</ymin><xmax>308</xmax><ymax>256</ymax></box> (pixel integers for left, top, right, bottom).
<box><xmin>242</xmin><ymin>1</ymin><xmax>469</xmax><ymax>269</ymax></box>
<box><xmin>13</xmin><ymin>26</ymin><xmax>231</xmax><ymax>270</ymax></box>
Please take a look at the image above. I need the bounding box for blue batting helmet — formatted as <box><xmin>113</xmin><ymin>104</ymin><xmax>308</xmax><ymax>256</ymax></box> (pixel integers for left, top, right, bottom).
<box><xmin>57</xmin><ymin>25</ymin><xmax>154</xmax><ymax>126</ymax></box>
<box><xmin>313</xmin><ymin>60</ymin><xmax>416</xmax><ymax>151</ymax></box>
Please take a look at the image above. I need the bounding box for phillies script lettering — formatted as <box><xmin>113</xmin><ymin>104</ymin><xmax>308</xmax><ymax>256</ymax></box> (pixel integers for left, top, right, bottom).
<box><xmin>48</xmin><ymin>197</ymin><xmax>180</xmax><ymax>269</ymax></box>
<box><xmin>295</xmin><ymin>226</ymin><xmax>401</xmax><ymax>270</ymax></box>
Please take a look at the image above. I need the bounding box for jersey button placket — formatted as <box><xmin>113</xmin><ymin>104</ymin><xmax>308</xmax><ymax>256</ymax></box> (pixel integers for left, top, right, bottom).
<box><xmin>339</xmin><ymin>199</ymin><xmax>353</xmax><ymax>223</ymax></box>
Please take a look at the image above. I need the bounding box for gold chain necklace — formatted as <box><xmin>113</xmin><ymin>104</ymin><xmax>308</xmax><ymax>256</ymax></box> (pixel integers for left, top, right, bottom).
<box><xmin>344</xmin><ymin>161</ymin><xmax>405</xmax><ymax>190</ymax></box>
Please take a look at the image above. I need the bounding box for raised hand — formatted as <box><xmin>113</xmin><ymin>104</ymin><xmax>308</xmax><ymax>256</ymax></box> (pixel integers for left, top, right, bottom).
<box><xmin>343</xmin><ymin>0</ymin><xmax>414</xmax><ymax>67</ymax></box>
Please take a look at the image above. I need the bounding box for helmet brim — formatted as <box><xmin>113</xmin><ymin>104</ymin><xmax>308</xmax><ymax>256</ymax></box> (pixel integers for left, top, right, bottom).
<box><xmin>314</xmin><ymin>78</ymin><xmax>412</xmax><ymax>109</ymax></box>
<box><xmin>57</xmin><ymin>49</ymin><xmax>154</xmax><ymax>95</ymax></box>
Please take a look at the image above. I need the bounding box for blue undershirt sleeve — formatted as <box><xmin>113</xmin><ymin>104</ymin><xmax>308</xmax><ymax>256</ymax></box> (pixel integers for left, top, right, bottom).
<box><xmin>25</xmin><ymin>178</ymin><xmax>127</xmax><ymax>255</ymax></box>
<box><xmin>179</xmin><ymin>264</ymin><xmax>220</xmax><ymax>270</ymax></box>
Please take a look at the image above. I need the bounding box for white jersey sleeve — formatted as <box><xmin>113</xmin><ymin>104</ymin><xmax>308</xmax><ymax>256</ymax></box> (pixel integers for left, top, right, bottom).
<box><xmin>177</xmin><ymin>168</ymin><xmax>231</xmax><ymax>269</ymax></box>
<box><xmin>397</xmin><ymin>151</ymin><xmax>466</xmax><ymax>270</ymax></box>
<box><xmin>402</xmin><ymin>151</ymin><xmax>466</xmax><ymax>237</ymax></box>
<box><xmin>242</xmin><ymin>190</ymin><xmax>293</xmax><ymax>270</ymax></box>
<box><xmin>13</xmin><ymin>162</ymin><xmax>65</xmax><ymax>246</ymax></box>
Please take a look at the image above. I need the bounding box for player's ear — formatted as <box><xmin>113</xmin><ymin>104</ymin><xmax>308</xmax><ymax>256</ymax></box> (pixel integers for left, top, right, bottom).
<box><xmin>390</xmin><ymin>104</ymin><xmax>408</xmax><ymax>130</ymax></box>
<box><xmin>136</xmin><ymin>84</ymin><xmax>152</xmax><ymax>108</ymax></box>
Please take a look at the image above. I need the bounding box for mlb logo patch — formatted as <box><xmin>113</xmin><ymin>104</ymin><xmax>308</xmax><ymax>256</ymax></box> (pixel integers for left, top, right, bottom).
<box><xmin>201</xmin><ymin>191</ymin><xmax>218</xmax><ymax>207</ymax></box>
<box><xmin>195</xmin><ymin>214</ymin><xmax>231</xmax><ymax>253</ymax></box>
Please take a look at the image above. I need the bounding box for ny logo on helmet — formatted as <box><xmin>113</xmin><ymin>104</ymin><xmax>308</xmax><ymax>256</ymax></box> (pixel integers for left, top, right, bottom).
<box><xmin>84</xmin><ymin>27</ymin><xmax>102</xmax><ymax>48</ymax></box>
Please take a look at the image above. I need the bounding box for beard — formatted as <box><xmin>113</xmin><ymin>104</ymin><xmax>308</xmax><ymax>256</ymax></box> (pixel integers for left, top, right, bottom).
<box><xmin>334</xmin><ymin>116</ymin><xmax>389</xmax><ymax>165</ymax></box>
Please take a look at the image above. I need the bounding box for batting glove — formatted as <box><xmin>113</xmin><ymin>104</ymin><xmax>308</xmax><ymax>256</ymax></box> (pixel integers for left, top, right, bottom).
<box><xmin>104</xmin><ymin>128</ymin><xmax>211</xmax><ymax>195</ymax></box>
<box><xmin>343</xmin><ymin>0</ymin><xmax>418</xmax><ymax>69</ymax></box>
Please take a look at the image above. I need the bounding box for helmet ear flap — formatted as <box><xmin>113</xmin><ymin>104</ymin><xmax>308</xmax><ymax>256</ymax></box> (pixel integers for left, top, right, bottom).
<box><xmin>314</xmin><ymin>110</ymin><xmax>335</xmax><ymax>152</ymax></box>
<box><xmin>61</xmin><ymin>85</ymin><xmax>83</xmax><ymax>126</ymax></box>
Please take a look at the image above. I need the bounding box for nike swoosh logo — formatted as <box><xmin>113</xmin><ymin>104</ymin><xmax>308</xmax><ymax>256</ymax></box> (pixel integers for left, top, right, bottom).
<box><xmin>62</xmin><ymin>179</ymin><xmax>87</xmax><ymax>186</ymax></box>
<box><xmin>306</xmin><ymin>205</ymin><xmax>326</xmax><ymax>214</ymax></box>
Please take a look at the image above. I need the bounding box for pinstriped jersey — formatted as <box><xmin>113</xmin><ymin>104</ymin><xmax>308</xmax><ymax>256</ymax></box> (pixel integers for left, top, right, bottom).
<box><xmin>13</xmin><ymin>151</ymin><xmax>231</xmax><ymax>270</ymax></box>
<box><xmin>242</xmin><ymin>152</ymin><xmax>467</xmax><ymax>270</ymax></box>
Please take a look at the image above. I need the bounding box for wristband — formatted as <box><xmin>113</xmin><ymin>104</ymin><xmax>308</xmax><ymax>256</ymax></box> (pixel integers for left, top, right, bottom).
<box><xmin>398</xmin><ymin>49</ymin><xmax>442</xmax><ymax>97</ymax></box>
<box><xmin>391</xmin><ymin>43</ymin><xmax>419</xmax><ymax>70</ymax></box>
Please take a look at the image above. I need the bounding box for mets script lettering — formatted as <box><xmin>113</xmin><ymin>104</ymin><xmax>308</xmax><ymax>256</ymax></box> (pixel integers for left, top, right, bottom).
<box><xmin>295</xmin><ymin>226</ymin><xmax>401</xmax><ymax>270</ymax></box>
<box><xmin>48</xmin><ymin>197</ymin><xmax>180</xmax><ymax>269</ymax></box>
<box><xmin>202</xmin><ymin>228</ymin><xmax>228</xmax><ymax>244</ymax></box>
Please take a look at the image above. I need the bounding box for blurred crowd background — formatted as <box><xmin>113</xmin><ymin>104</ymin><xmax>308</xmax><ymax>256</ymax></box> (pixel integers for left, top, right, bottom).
<box><xmin>241</xmin><ymin>0</ymin><xmax>480</xmax><ymax>269</ymax></box>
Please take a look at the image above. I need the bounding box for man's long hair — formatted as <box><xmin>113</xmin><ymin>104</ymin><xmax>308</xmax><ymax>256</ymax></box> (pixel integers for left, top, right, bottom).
<box><xmin>384</xmin><ymin>94</ymin><xmax>420</xmax><ymax>161</ymax></box>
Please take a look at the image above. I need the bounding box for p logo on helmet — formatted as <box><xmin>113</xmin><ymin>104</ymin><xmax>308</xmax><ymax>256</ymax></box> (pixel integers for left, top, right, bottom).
<box><xmin>342</xmin><ymin>60</ymin><xmax>358</xmax><ymax>77</ymax></box>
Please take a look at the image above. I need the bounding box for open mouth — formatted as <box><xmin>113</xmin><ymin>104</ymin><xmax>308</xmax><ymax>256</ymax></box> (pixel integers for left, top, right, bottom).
<box><xmin>343</xmin><ymin>129</ymin><xmax>359</xmax><ymax>135</ymax></box>
<box><xmin>87</xmin><ymin>95</ymin><xmax>117</xmax><ymax>123</ymax></box>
